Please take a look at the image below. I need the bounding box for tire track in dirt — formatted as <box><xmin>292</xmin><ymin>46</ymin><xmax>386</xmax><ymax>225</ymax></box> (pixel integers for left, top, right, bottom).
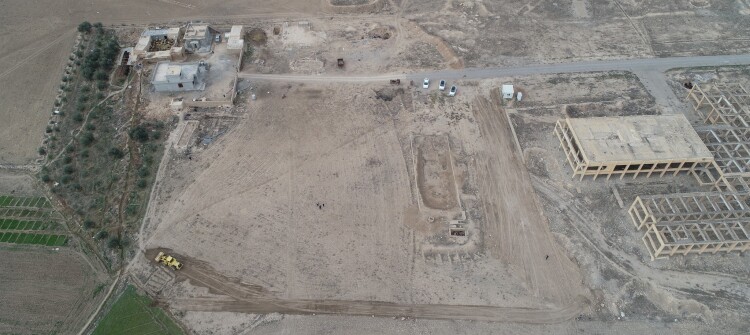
<box><xmin>401</xmin><ymin>21</ymin><xmax>464</xmax><ymax>69</ymax></box>
<box><xmin>472</xmin><ymin>95</ymin><xmax>586</xmax><ymax>305</ymax></box>
<box><xmin>172</xmin><ymin>295</ymin><xmax>588</xmax><ymax>323</ymax></box>
<box><xmin>148</xmin><ymin>249</ymin><xmax>588</xmax><ymax>323</ymax></box>
<box><xmin>0</xmin><ymin>29</ymin><xmax>74</xmax><ymax>81</ymax></box>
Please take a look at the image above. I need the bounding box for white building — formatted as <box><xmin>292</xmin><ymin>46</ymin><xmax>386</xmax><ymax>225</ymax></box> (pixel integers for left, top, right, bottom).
<box><xmin>151</xmin><ymin>61</ymin><xmax>207</xmax><ymax>92</ymax></box>
<box><xmin>502</xmin><ymin>85</ymin><xmax>514</xmax><ymax>99</ymax></box>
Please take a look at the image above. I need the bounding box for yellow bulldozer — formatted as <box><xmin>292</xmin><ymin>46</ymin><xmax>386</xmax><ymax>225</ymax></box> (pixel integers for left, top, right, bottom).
<box><xmin>154</xmin><ymin>251</ymin><xmax>183</xmax><ymax>270</ymax></box>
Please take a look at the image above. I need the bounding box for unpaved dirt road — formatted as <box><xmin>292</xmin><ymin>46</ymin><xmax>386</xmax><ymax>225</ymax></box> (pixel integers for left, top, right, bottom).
<box><xmin>148</xmin><ymin>249</ymin><xmax>588</xmax><ymax>323</ymax></box>
<box><xmin>472</xmin><ymin>95</ymin><xmax>586</xmax><ymax>305</ymax></box>
<box><xmin>171</xmin><ymin>296</ymin><xmax>588</xmax><ymax>324</ymax></box>
<box><xmin>239</xmin><ymin>53</ymin><xmax>750</xmax><ymax>81</ymax></box>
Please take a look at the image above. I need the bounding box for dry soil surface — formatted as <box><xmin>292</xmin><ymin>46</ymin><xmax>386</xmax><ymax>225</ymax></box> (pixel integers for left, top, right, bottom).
<box><xmin>0</xmin><ymin>248</ymin><xmax>108</xmax><ymax>335</ymax></box>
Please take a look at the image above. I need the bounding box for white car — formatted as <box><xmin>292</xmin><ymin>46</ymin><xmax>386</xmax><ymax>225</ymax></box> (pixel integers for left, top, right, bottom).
<box><xmin>439</xmin><ymin>80</ymin><xmax>446</xmax><ymax>91</ymax></box>
<box><xmin>448</xmin><ymin>85</ymin><xmax>457</xmax><ymax>97</ymax></box>
<box><xmin>423</xmin><ymin>78</ymin><xmax>430</xmax><ymax>89</ymax></box>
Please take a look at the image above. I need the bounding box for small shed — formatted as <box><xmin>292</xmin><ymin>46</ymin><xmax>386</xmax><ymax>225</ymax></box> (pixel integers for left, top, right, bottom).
<box><xmin>502</xmin><ymin>85</ymin><xmax>514</xmax><ymax>99</ymax></box>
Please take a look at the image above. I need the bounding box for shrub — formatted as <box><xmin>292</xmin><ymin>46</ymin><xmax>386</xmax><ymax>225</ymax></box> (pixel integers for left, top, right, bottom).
<box><xmin>136</xmin><ymin>179</ymin><xmax>148</xmax><ymax>188</ymax></box>
<box><xmin>63</xmin><ymin>155</ymin><xmax>72</xmax><ymax>164</ymax></box>
<box><xmin>63</xmin><ymin>164</ymin><xmax>75</xmax><ymax>174</ymax></box>
<box><xmin>96</xmin><ymin>230</ymin><xmax>109</xmax><ymax>240</ymax></box>
<box><xmin>129</xmin><ymin>126</ymin><xmax>149</xmax><ymax>142</ymax></box>
<box><xmin>38</xmin><ymin>147</ymin><xmax>47</xmax><ymax>155</ymax></box>
<box><xmin>109</xmin><ymin>147</ymin><xmax>125</xmax><ymax>159</ymax></box>
<box><xmin>83</xmin><ymin>219</ymin><xmax>96</xmax><ymax>229</ymax></box>
<box><xmin>94</xmin><ymin>70</ymin><xmax>108</xmax><ymax>81</ymax></box>
<box><xmin>81</xmin><ymin>149</ymin><xmax>89</xmax><ymax>158</ymax></box>
<box><xmin>107</xmin><ymin>237</ymin><xmax>121</xmax><ymax>249</ymax></box>
<box><xmin>73</xmin><ymin>113</ymin><xmax>84</xmax><ymax>122</ymax></box>
<box><xmin>80</xmin><ymin>132</ymin><xmax>95</xmax><ymax>146</ymax></box>
<box><xmin>77</xmin><ymin>21</ymin><xmax>92</xmax><ymax>33</ymax></box>
<box><xmin>96</xmin><ymin>80</ymin><xmax>108</xmax><ymax>91</ymax></box>
<box><xmin>41</xmin><ymin>174</ymin><xmax>51</xmax><ymax>183</ymax></box>
<box><xmin>60</xmin><ymin>175</ymin><xmax>72</xmax><ymax>184</ymax></box>
<box><xmin>138</xmin><ymin>166</ymin><xmax>149</xmax><ymax>177</ymax></box>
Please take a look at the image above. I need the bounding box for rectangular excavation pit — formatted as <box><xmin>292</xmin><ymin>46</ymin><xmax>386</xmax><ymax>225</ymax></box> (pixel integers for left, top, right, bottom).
<box><xmin>449</xmin><ymin>228</ymin><xmax>466</xmax><ymax>236</ymax></box>
<box><xmin>412</xmin><ymin>135</ymin><xmax>460</xmax><ymax>211</ymax></box>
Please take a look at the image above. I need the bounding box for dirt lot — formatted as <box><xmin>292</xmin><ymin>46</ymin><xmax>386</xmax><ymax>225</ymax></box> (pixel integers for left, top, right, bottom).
<box><xmin>135</xmin><ymin>77</ymin><xmax>587</xmax><ymax>325</ymax></box>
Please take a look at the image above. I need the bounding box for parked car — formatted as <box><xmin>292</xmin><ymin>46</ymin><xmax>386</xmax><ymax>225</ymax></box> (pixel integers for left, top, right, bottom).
<box><xmin>439</xmin><ymin>80</ymin><xmax>446</xmax><ymax>91</ymax></box>
<box><xmin>448</xmin><ymin>85</ymin><xmax>457</xmax><ymax>97</ymax></box>
<box><xmin>215</xmin><ymin>34</ymin><xmax>222</xmax><ymax>43</ymax></box>
<box><xmin>423</xmin><ymin>78</ymin><xmax>430</xmax><ymax>89</ymax></box>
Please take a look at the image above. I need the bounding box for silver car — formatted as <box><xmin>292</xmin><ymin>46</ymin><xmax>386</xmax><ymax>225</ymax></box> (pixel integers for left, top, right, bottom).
<box><xmin>448</xmin><ymin>85</ymin><xmax>457</xmax><ymax>97</ymax></box>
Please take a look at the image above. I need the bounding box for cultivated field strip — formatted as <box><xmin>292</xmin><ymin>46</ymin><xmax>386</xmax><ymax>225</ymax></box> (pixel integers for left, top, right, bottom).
<box><xmin>0</xmin><ymin>194</ymin><xmax>68</xmax><ymax>247</ymax></box>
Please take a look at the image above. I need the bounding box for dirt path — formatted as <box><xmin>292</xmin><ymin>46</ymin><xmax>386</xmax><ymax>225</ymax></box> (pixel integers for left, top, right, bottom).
<box><xmin>147</xmin><ymin>249</ymin><xmax>587</xmax><ymax>323</ymax></box>
<box><xmin>472</xmin><ymin>95</ymin><xmax>586</xmax><ymax>305</ymax></box>
<box><xmin>171</xmin><ymin>296</ymin><xmax>588</xmax><ymax>323</ymax></box>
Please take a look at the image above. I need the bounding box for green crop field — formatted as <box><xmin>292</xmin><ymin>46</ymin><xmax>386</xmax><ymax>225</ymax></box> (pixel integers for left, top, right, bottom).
<box><xmin>92</xmin><ymin>286</ymin><xmax>183</xmax><ymax>335</ymax></box>
<box><xmin>0</xmin><ymin>219</ymin><xmax>56</xmax><ymax>231</ymax></box>
<box><xmin>0</xmin><ymin>195</ymin><xmax>66</xmax><ymax>248</ymax></box>
<box><xmin>0</xmin><ymin>232</ymin><xmax>67</xmax><ymax>246</ymax></box>
<box><xmin>0</xmin><ymin>196</ymin><xmax>50</xmax><ymax>208</ymax></box>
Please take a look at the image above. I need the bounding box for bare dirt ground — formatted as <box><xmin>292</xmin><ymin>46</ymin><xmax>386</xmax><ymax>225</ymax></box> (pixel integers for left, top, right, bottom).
<box><xmin>134</xmin><ymin>78</ymin><xmax>591</xmax><ymax>330</ymax></box>
<box><xmin>0</xmin><ymin>248</ymin><xmax>108</xmax><ymax>334</ymax></box>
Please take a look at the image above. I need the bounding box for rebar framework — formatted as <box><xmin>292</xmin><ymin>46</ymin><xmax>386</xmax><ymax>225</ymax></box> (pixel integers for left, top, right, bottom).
<box><xmin>696</xmin><ymin>127</ymin><xmax>750</xmax><ymax>175</ymax></box>
<box><xmin>642</xmin><ymin>221</ymin><xmax>750</xmax><ymax>259</ymax></box>
<box><xmin>629</xmin><ymin>192</ymin><xmax>750</xmax><ymax>259</ymax></box>
<box><xmin>687</xmin><ymin>82</ymin><xmax>750</xmax><ymax>127</ymax></box>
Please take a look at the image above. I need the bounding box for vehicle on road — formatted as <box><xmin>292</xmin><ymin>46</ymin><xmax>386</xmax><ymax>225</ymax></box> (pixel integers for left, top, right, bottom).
<box><xmin>439</xmin><ymin>80</ymin><xmax>446</xmax><ymax>91</ymax></box>
<box><xmin>423</xmin><ymin>78</ymin><xmax>430</xmax><ymax>89</ymax></box>
<box><xmin>155</xmin><ymin>251</ymin><xmax>183</xmax><ymax>270</ymax></box>
<box><xmin>448</xmin><ymin>85</ymin><xmax>457</xmax><ymax>96</ymax></box>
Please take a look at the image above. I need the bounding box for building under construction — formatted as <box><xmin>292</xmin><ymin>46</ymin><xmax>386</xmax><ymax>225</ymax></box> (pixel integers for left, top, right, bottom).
<box><xmin>554</xmin><ymin>114</ymin><xmax>715</xmax><ymax>181</ymax></box>
<box><xmin>629</xmin><ymin>192</ymin><xmax>750</xmax><ymax>259</ymax></box>
<box><xmin>552</xmin><ymin>83</ymin><xmax>750</xmax><ymax>260</ymax></box>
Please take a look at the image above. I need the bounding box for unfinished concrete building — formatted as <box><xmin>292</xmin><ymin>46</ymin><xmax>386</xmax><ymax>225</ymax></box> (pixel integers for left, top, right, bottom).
<box><xmin>687</xmin><ymin>82</ymin><xmax>750</xmax><ymax>127</ymax></box>
<box><xmin>227</xmin><ymin>25</ymin><xmax>244</xmax><ymax>52</ymax></box>
<box><xmin>629</xmin><ymin>193</ymin><xmax>750</xmax><ymax>259</ymax></box>
<box><xmin>554</xmin><ymin>115</ymin><xmax>715</xmax><ymax>180</ymax></box>
<box><xmin>151</xmin><ymin>61</ymin><xmax>207</xmax><ymax>92</ymax></box>
<box><xmin>133</xmin><ymin>27</ymin><xmax>184</xmax><ymax>63</ymax></box>
<box><xmin>184</xmin><ymin>24</ymin><xmax>213</xmax><ymax>53</ymax></box>
<box><xmin>686</xmin><ymin>83</ymin><xmax>750</xmax><ymax>184</ymax></box>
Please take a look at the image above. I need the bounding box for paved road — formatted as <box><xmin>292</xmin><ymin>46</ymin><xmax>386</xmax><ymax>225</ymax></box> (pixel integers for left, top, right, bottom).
<box><xmin>238</xmin><ymin>54</ymin><xmax>750</xmax><ymax>83</ymax></box>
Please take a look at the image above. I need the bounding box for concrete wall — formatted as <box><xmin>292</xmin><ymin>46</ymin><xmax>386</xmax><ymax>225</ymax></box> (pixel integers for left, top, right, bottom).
<box><xmin>153</xmin><ymin>80</ymin><xmax>197</xmax><ymax>92</ymax></box>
